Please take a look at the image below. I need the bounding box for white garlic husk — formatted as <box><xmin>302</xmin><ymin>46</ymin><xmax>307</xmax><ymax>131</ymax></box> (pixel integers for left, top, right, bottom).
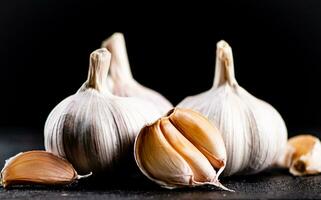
<box><xmin>102</xmin><ymin>32</ymin><xmax>173</xmax><ymax>115</ymax></box>
<box><xmin>178</xmin><ymin>40</ymin><xmax>288</xmax><ymax>176</ymax></box>
<box><xmin>44</xmin><ymin>48</ymin><xmax>160</xmax><ymax>175</ymax></box>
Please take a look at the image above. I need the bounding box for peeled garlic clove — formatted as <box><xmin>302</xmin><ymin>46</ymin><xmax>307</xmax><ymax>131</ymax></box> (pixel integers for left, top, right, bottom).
<box><xmin>134</xmin><ymin>108</ymin><xmax>231</xmax><ymax>191</ymax></box>
<box><xmin>178</xmin><ymin>40</ymin><xmax>288</xmax><ymax>176</ymax></box>
<box><xmin>278</xmin><ymin>135</ymin><xmax>321</xmax><ymax>176</ymax></box>
<box><xmin>102</xmin><ymin>32</ymin><xmax>173</xmax><ymax>115</ymax></box>
<box><xmin>1</xmin><ymin>151</ymin><xmax>90</xmax><ymax>188</ymax></box>
<box><xmin>45</xmin><ymin>48</ymin><xmax>160</xmax><ymax>175</ymax></box>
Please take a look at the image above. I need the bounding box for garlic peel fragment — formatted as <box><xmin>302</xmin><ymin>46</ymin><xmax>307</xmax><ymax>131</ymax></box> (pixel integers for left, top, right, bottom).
<box><xmin>134</xmin><ymin>108</ymin><xmax>232</xmax><ymax>191</ymax></box>
<box><xmin>102</xmin><ymin>32</ymin><xmax>173</xmax><ymax>115</ymax></box>
<box><xmin>0</xmin><ymin>151</ymin><xmax>90</xmax><ymax>188</ymax></box>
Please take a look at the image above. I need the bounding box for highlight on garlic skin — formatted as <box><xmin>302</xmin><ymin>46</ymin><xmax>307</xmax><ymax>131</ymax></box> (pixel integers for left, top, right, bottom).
<box><xmin>102</xmin><ymin>32</ymin><xmax>173</xmax><ymax>115</ymax></box>
<box><xmin>276</xmin><ymin>135</ymin><xmax>321</xmax><ymax>176</ymax></box>
<box><xmin>44</xmin><ymin>48</ymin><xmax>160</xmax><ymax>175</ymax></box>
<box><xmin>178</xmin><ymin>40</ymin><xmax>288</xmax><ymax>176</ymax></box>
<box><xmin>1</xmin><ymin>151</ymin><xmax>90</xmax><ymax>188</ymax></box>
<box><xmin>134</xmin><ymin>108</ymin><xmax>232</xmax><ymax>191</ymax></box>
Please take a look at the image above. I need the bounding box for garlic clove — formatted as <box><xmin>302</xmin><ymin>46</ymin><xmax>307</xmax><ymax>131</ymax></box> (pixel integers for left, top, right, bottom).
<box><xmin>168</xmin><ymin>108</ymin><xmax>226</xmax><ymax>173</ymax></box>
<box><xmin>134</xmin><ymin>108</ymin><xmax>232</xmax><ymax>191</ymax></box>
<box><xmin>279</xmin><ymin>135</ymin><xmax>321</xmax><ymax>176</ymax></box>
<box><xmin>45</xmin><ymin>48</ymin><xmax>160</xmax><ymax>175</ymax></box>
<box><xmin>0</xmin><ymin>151</ymin><xmax>90</xmax><ymax>188</ymax></box>
<box><xmin>101</xmin><ymin>32</ymin><xmax>173</xmax><ymax>115</ymax></box>
<box><xmin>134</xmin><ymin>120</ymin><xmax>195</xmax><ymax>188</ymax></box>
<box><xmin>178</xmin><ymin>40</ymin><xmax>288</xmax><ymax>176</ymax></box>
<box><xmin>159</xmin><ymin>118</ymin><xmax>216</xmax><ymax>183</ymax></box>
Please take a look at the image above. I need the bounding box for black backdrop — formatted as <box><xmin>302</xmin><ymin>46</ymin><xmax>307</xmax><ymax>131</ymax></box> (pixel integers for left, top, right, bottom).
<box><xmin>0</xmin><ymin>1</ymin><xmax>321</xmax><ymax>136</ymax></box>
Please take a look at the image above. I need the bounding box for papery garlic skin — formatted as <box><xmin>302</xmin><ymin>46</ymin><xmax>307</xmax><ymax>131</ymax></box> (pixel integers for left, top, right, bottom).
<box><xmin>178</xmin><ymin>41</ymin><xmax>287</xmax><ymax>176</ymax></box>
<box><xmin>44</xmin><ymin>48</ymin><xmax>160</xmax><ymax>175</ymax></box>
<box><xmin>102</xmin><ymin>32</ymin><xmax>173</xmax><ymax>115</ymax></box>
<box><xmin>134</xmin><ymin>108</ymin><xmax>232</xmax><ymax>191</ymax></box>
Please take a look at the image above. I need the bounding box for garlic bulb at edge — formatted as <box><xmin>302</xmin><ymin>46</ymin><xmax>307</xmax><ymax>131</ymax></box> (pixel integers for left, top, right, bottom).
<box><xmin>276</xmin><ymin>135</ymin><xmax>321</xmax><ymax>176</ymax></box>
<box><xmin>44</xmin><ymin>48</ymin><xmax>160</xmax><ymax>175</ymax></box>
<box><xmin>178</xmin><ymin>40</ymin><xmax>288</xmax><ymax>176</ymax></box>
<box><xmin>102</xmin><ymin>32</ymin><xmax>173</xmax><ymax>115</ymax></box>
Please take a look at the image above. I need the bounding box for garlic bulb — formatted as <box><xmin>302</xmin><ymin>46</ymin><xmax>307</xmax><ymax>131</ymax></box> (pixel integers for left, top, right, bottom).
<box><xmin>1</xmin><ymin>151</ymin><xmax>90</xmax><ymax>188</ymax></box>
<box><xmin>102</xmin><ymin>32</ymin><xmax>173</xmax><ymax>114</ymax></box>
<box><xmin>277</xmin><ymin>135</ymin><xmax>321</xmax><ymax>176</ymax></box>
<box><xmin>178</xmin><ymin>40</ymin><xmax>287</xmax><ymax>176</ymax></box>
<box><xmin>134</xmin><ymin>108</ymin><xmax>231</xmax><ymax>191</ymax></box>
<box><xmin>44</xmin><ymin>48</ymin><xmax>160</xmax><ymax>175</ymax></box>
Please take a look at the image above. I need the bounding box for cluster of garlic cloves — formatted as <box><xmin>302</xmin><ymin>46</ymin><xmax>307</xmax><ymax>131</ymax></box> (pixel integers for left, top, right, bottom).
<box><xmin>178</xmin><ymin>40</ymin><xmax>288</xmax><ymax>176</ymax></box>
<box><xmin>134</xmin><ymin>108</ymin><xmax>232</xmax><ymax>191</ymax></box>
<box><xmin>44</xmin><ymin>48</ymin><xmax>160</xmax><ymax>175</ymax></box>
<box><xmin>102</xmin><ymin>32</ymin><xmax>173</xmax><ymax>115</ymax></box>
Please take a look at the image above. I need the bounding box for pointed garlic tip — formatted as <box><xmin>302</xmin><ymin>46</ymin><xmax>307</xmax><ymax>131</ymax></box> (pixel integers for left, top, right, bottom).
<box><xmin>281</xmin><ymin>134</ymin><xmax>321</xmax><ymax>176</ymax></box>
<box><xmin>0</xmin><ymin>151</ymin><xmax>85</xmax><ymax>188</ymax></box>
<box><xmin>213</xmin><ymin>40</ymin><xmax>237</xmax><ymax>88</ymax></box>
<box><xmin>101</xmin><ymin>32</ymin><xmax>125</xmax><ymax>49</ymax></box>
<box><xmin>101</xmin><ymin>32</ymin><xmax>133</xmax><ymax>83</ymax></box>
<box><xmin>86</xmin><ymin>48</ymin><xmax>111</xmax><ymax>93</ymax></box>
<box><xmin>217</xmin><ymin>40</ymin><xmax>231</xmax><ymax>52</ymax></box>
<box><xmin>134</xmin><ymin>108</ymin><xmax>230</xmax><ymax>191</ymax></box>
<box><xmin>217</xmin><ymin>40</ymin><xmax>233</xmax><ymax>63</ymax></box>
<box><xmin>76</xmin><ymin>172</ymin><xmax>93</xmax><ymax>179</ymax></box>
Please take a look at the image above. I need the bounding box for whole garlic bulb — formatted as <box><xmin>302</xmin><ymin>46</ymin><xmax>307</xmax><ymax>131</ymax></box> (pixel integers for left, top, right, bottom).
<box><xmin>178</xmin><ymin>40</ymin><xmax>287</xmax><ymax>176</ymax></box>
<box><xmin>44</xmin><ymin>48</ymin><xmax>160</xmax><ymax>175</ymax></box>
<box><xmin>102</xmin><ymin>32</ymin><xmax>173</xmax><ymax>115</ymax></box>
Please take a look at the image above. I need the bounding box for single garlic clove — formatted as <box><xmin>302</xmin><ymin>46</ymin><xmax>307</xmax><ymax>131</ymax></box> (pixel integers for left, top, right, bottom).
<box><xmin>135</xmin><ymin>120</ymin><xmax>198</xmax><ymax>188</ymax></box>
<box><xmin>0</xmin><ymin>151</ymin><xmax>90</xmax><ymax>188</ymax></box>
<box><xmin>160</xmin><ymin>118</ymin><xmax>216</xmax><ymax>183</ymax></box>
<box><xmin>134</xmin><ymin>108</ymin><xmax>232</xmax><ymax>191</ymax></box>
<box><xmin>178</xmin><ymin>40</ymin><xmax>288</xmax><ymax>176</ymax></box>
<box><xmin>102</xmin><ymin>32</ymin><xmax>173</xmax><ymax>115</ymax></box>
<box><xmin>278</xmin><ymin>135</ymin><xmax>321</xmax><ymax>176</ymax></box>
<box><xmin>168</xmin><ymin>108</ymin><xmax>226</xmax><ymax>175</ymax></box>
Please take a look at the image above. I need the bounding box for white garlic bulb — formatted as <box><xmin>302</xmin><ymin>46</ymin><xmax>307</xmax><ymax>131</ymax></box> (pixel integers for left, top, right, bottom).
<box><xmin>44</xmin><ymin>48</ymin><xmax>160</xmax><ymax>175</ymax></box>
<box><xmin>102</xmin><ymin>32</ymin><xmax>173</xmax><ymax>115</ymax></box>
<box><xmin>178</xmin><ymin>40</ymin><xmax>288</xmax><ymax>176</ymax></box>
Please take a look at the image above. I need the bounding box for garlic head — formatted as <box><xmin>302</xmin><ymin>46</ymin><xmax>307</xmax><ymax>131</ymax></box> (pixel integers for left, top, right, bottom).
<box><xmin>178</xmin><ymin>40</ymin><xmax>287</xmax><ymax>176</ymax></box>
<box><xmin>44</xmin><ymin>48</ymin><xmax>160</xmax><ymax>175</ymax></box>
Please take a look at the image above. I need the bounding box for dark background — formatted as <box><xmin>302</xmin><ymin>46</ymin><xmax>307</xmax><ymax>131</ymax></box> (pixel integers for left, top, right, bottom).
<box><xmin>0</xmin><ymin>0</ymin><xmax>320</xmax><ymax>136</ymax></box>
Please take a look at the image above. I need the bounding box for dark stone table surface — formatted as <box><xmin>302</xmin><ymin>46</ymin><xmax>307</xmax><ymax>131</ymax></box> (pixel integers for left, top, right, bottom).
<box><xmin>0</xmin><ymin>128</ymin><xmax>321</xmax><ymax>200</ymax></box>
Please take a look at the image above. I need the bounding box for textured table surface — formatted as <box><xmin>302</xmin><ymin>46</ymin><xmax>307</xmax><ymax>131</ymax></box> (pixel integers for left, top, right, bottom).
<box><xmin>0</xmin><ymin>129</ymin><xmax>321</xmax><ymax>200</ymax></box>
